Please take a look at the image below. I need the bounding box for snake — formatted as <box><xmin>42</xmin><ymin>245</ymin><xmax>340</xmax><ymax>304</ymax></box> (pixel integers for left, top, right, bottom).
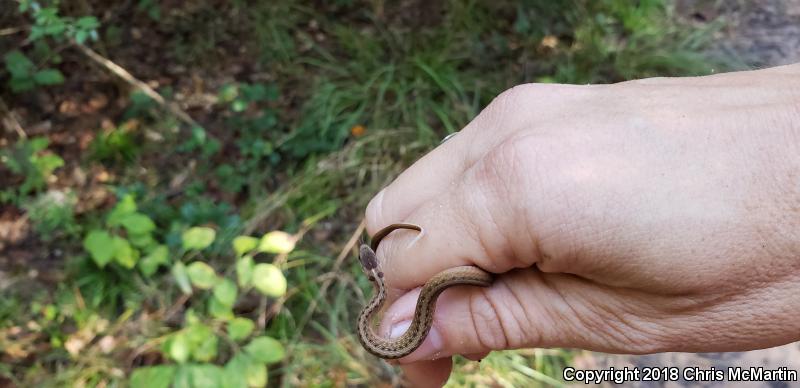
<box><xmin>356</xmin><ymin>223</ymin><xmax>494</xmax><ymax>359</ymax></box>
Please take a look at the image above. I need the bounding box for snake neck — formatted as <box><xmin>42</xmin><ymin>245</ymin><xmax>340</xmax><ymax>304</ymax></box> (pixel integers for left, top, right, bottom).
<box><xmin>356</xmin><ymin>275</ymin><xmax>437</xmax><ymax>359</ymax></box>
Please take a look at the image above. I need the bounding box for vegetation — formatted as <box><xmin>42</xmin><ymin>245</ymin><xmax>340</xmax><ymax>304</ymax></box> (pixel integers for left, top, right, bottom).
<box><xmin>0</xmin><ymin>0</ymin><xmax>723</xmax><ymax>386</ymax></box>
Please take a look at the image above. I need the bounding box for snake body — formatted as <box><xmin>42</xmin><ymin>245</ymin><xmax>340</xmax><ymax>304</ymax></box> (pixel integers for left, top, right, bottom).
<box><xmin>356</xmin><ymin>223</ymin><xmax>493</xmax><ymax>359</ymax></box>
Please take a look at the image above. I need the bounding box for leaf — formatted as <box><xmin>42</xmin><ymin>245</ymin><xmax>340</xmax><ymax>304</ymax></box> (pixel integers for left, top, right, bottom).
<box><xmin>225</xmin><ymin>353</ymin><xmax>266</xmax><ymax>388</ymax></box>
<box><xmin>208</xmin><ymin>296</ymin><xmax>234</xmax><ymax>321</ymax></box>
<box><xmin>232</xmin><ymin>236</ymin><xmax>259</xmax><ymax>257</ymax></box>
<box><xmin>186</xmin><ymin>262</ymin><xmax>219</xmax><ymax>289</ymax></box>
<box><xmin>74</xmin><ymin>30</ymin><xmax>88</xmax><ymax>44</ymax></box>
<box><xmin>128</xmin><ymin>232</ymin><xmax>156</xmax><ymax>249</ymax></box>
<box><xmin>182</xmin><ymin>227</ymin><xmax>216</xmax><ymax>250</ymax></box>
<box><xmin>130</xmin><ymin>365</ymin><xmax>175</xmax><ymax>388</ymax></box>
<box><xmin>33</xmin><ymin>69</ymin><xmax>64</xmax><ymax>85</ymax></box>
<box><xmin>222</xmin><ymin>353</ymin><xmax>250</xmax><ymax>388</ymax></box>
<box><xmin>9</xmin><ymin>77</ymin><xmax>35</xmax><ymax>93</ymax></box>
<box><xmin>174</xmin><ymin>364</ymin><xmax>225</xmax><ymax>388</ymax></box>
<box><xmin>243</xmin><ymin>336</ymin><xmax>285</xmax><ymax>365</ymax></box>
<box><xmin>4</xmin><ymin>50</ymin><xmax>34</xmax><ymax>78</ymax></box>
<box><xmin>107</xmin><ymin>195</ymin><xmax>137</xmax><ymax>226</ymax></box>
<box><xmin>112</xmin><ymin>236</ymin><xmax>138</xmax><ymax>269</ymax></box>
<box><xmin>172</xmin><ymin>262</ymin><xmax>192</xmax><ymax>295</ymax></box>
<box><xmin>76</xmin><ymin>16</ymin><xmax>100</xmax><ymax>29</ymax></box>
<box><xmin>218</xmin><ymin>84</ymin><xmax>238</xmax><ymax>103</ymax></box>
<box><xmin>120</xmin><ymin>213</ymin><xmax>156</xmax><ymax>234</ymax></box>
<box><xmin>227</xmin><ymin>318</ymin><xmax>255</xmax><ymax>342</ymax></box>
<box><xmin>257</xmin><ymin>231</ymin><xmax>295</xmax><ymax>254</ymax></box>
<box><xmin>213</xmin><ymin>278</ymin><xmax>238</xmax><ymax>307</ymax></box>
<box><xmin>236</xmin><ymin>255</ymin><xmax>254</xmax><ymax>288</ymax></box>
<box><xmin>166</xmin><ymin>331</ymin><xmax>190</xmax><ymax>363</ymax></box>
<box><xmin>139</xmin><ymin>245</ymin><xmax>169</xmax><ymax>276</ymax></box>
<box><xmin>251</xmin><ymin>264</ymin><xmax>286</xmax><ymax>297</ymax></box>
<box><xmin>83</xmin><ymin>230</ymin><xmax>114</xmax><ymax>268</ymax></box>
<box><xmin>189</xmin><ymin>329</ymin><xmax>218</xmax><ymax>362</ymax></box>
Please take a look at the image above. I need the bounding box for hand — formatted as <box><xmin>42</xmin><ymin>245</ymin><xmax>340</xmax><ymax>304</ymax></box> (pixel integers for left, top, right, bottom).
<box><xmin>364</xmin><ymin>63</ymin><xmax>800</xmax><ymax>387</ymax></box>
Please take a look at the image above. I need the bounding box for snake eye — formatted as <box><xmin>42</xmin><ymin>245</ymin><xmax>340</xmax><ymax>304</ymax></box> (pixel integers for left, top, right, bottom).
<box><xmin>377</xmin><ymin>271</ymin><xmax>384</xmax><ymax>278</ymax></box>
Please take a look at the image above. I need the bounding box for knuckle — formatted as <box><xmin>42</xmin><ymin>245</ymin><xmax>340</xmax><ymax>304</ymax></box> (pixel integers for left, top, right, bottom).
<box><xmin>469</xmin><ymin>291</ymin><xmax>510</xmax><ymax>350</ymax></box>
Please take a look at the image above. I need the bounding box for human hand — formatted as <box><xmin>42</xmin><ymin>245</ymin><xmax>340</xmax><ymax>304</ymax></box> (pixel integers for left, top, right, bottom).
<box><xmin>364</xmin><ymin>63</ymin><xmax>800</xmax><ymax>387</ymax></box>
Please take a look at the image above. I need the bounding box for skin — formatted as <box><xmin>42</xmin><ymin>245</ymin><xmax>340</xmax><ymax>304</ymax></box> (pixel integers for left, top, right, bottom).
<box><xmin>363</xmin><ymin>63</ymin><xmax>800</xmax><ymax>387</ymax></box>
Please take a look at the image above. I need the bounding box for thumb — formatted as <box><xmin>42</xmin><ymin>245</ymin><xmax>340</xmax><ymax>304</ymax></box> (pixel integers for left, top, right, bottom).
<box><xmin>378</xmin><ymin>268</ymin><xmax>546</xmax><ymax>363</ymax></box>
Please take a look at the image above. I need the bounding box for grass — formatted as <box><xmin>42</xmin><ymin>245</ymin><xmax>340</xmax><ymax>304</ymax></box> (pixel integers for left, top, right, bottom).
<box><xmin>0</xmin><ymin>0</ymin><xmax>725</xmax><ymax>386</ymax></box>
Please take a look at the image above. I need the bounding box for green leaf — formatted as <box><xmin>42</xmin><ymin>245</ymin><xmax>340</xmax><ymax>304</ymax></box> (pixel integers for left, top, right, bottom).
<box><xmin>213</xmin><ymin>278</ymin><xmax>238</xmax><ymax>307</ymax></box>
<box><xmin>188</xmin><ymin>327</ymin><xmax>218</xmax><ymax>362</ymax></box>
<box><xmin>186</xmin><ymin>261</ymin><xmax>219</xmax><ymax>289</ymax></box>
<box><xmin>76</xmin><ymin>16</ymin><xmax>100</xmax><ymax>29</ymax></box>
<box><xmin>227</xmin><ymin>318</ymin><xmax>254</xmax><ymax>342</ymax></box>
<box><xmin>243</xmin><ymin>336</ymin><xmax>285</xmax><ymax>365</ymax></box>
<box><xmin>236</xmin><ymin>255</ymin><xmax>254</xmax><ymax>288</ymax></box>
<box><xmin>232</xmin><ymin>236</ymin><xmax>259</xmax><ymax>257</ymax></box>
<box><xmin>218</xmin><ymin>84</ymin><xmax>238</xmax><ymax>103</ymax></box>
<box><xmin>182</xmin><ymin>227</ymin><xmax>216</xmax><ymax>250</ymax></box>
<box><xmin>120</xmin><ymin>213</ymin><xmax>156</xmax><ymax>234</ymax></box>
<box><xmin>222</xmin><ymin>353</ymin><xmax>250</xmax><ymax>388</ymax></box>
<box><xmin>208</xmin><ymin>296</ymin><xmax>234</xmax><ymax>321</ymax></box>
<box><xmin>4</xmin><ymin>50</ymin><xmax>34</xmax><ymax>78</ymax></box>
<box><xmin>9</xmin><ymin>77</ymin><xmax>35</xmax><ymax>93</ymax></box>
<box><xmin>224</xmin><ymin>353</ymin><xmax>266</xmax><ymax>388</ymax></box>
<box><xmin>231</xmin><ymin>99</ymin><xmax>247</xmax><ymax>112</ymax></box>
<box><xmin>83</xmin><ymin>230</ymin><xmax>114</xmax><ymax>268</ymax></box>
<box><xmin>130</xmin><ymin>365</ymin><xmax>176</xmax><ymax>388</ymax></box>
<box><xmin>166</xmin><ymin>331</ymin><xmax>190</xmax><ymax>363</ymax></box>
<box><xmin>172</xmin><ymin>262</ymin><xmax>193</xmax><ymax>295</ymax></box>
<box><xmin>251</xmin><ymin>264</ymin><xmax>286</xmax><ymax>297</ymax></box>
<box><xmin>257</xmin><ymin>231</ymin><xmax>295</xmax><ymax>254</ymax></box>
<box><xmin>33</xmin><ymin>69</ymin><xmax>64</xmax><ymax>85</ymax></box>
<box><xmin>244</xmin><ymin>360</ymin><xmax>267</xmax><ymax>388</ymax></box>
<box><xmin>174</xmin><ymin>364</ymin><xmax>225</xmax><ymax>388</ymax></box>
<box><xmin>74</xmin><ymin>30</ymin><xmax>88</xmax><ymax>44</ymax></box>
<box><xmin>128</xmin><ymin>232</ymin><xmax>156</xmax><ymax>249</ymax></box>
<box><xmin>112</xmin><ymin>236</ymin><xmax>138</xmax><ymax>268</ymax></box>
<box><xmin>139</xmin><ymin>245</ymin><xmax>169</xmax><ymax>276</ymax></box>
<box><xmin>107</xmin><ymin>195</ymin><xmax>137</xmax><ymax>226</ymax></box>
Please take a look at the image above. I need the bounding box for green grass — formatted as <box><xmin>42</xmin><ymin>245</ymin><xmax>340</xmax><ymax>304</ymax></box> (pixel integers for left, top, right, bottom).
<box><xmin>0</xmin><ymin>0</ymin><xmax>725</xmax><ymax>386</ymax></box>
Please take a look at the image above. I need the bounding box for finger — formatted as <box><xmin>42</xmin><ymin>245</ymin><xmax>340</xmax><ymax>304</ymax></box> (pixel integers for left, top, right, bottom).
<box><xmin>366</xmin><ymin>84</ymin><xmax>594</xmax><ymax>236</ymax></box>
<box><xmin>400</xmin><ymin>358</ymin><xmax>452</xmax><ymax>388</ymax></box>
<box><xmin>463</xmin><ymin>352</ymin><xmax>490</xmax><ymax>361</ymax></box>
<box><xmin>380</xmin><ymin>268</ymin><xmax>677</xmax><ymax>362</ymax></box>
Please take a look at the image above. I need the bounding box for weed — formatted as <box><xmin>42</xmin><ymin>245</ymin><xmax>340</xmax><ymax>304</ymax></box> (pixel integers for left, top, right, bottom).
<box><xmin>0</xmin><ymin>137</ymin><xmax>64</xmax><ymax>204</ymax></box>
<box><xmin>22</xmin><ymin>190</ymin><xmax>80</xmax><ymax>241</ymax></box>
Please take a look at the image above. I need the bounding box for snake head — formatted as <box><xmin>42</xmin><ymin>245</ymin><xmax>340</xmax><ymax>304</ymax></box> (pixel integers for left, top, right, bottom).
<box><xmin>358</xmin><ymin>244</ymin><xmax>378</xmax><ymax>272</ymax></box>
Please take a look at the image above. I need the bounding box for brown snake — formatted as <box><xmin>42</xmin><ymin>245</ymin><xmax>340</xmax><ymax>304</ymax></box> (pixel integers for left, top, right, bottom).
<box><xmin>356</xmin><ymin>223</ymin><xmax>494</xmax><ymax>359</ymax></box>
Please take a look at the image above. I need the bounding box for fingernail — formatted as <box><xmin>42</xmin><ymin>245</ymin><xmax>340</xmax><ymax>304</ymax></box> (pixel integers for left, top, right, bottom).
<box><xmin>389</xmin><ymin>320</ymin><xmax>444</xmax><ymax>361</ymax></box>
<box><xmin>389</xmin><ymin>320</ymin><xmax>411</xmax><ymax>339</ymax></box>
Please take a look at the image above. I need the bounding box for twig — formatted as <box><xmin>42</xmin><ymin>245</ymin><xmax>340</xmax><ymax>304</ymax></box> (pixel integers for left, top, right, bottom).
<box><xmin>0</xmin><ymin>97</ymin><xmax>27</xmax><ymax>140</ymax></box>
<box><xmin>0</xmin><ymin>27</ymin><xmax>24</xmax><ymax>36</ymax></box>
<box><xmin>71</xmin><ymin>41</ymin><xmax>202</xmax><ymax>130</ymax></box>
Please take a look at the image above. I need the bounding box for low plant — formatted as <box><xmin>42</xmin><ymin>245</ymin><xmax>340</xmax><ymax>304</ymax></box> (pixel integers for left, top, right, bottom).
<box><xmin>23</xmin><ymin>189</ymin><xmax>79</xmax><ymax>241</ymax></box>
<box><xmin>0</xmin><ymin>137</ymin><xmax>64</xmax><ymax>204</ymax></box>
<box><xmin>80</xmin><ymin>194</ymin><xmax>291</xmax><ymax>387</ymax></box>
